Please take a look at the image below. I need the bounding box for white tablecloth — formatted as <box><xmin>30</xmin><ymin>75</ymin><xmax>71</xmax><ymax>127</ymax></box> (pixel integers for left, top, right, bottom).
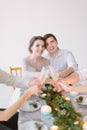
<box><xmin>18</xmin><ymin>120</ymin><xmax>48</xmax><ymax>130</ymax></box>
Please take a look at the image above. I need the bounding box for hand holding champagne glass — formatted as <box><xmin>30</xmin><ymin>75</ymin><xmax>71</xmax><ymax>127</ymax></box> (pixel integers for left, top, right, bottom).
<box><xmin>48</xmin><ymin>65</ymin><xmax>58</xmax><ymax>81</ymax></box>
<box><xmin>39</xmin><ymin>67</ymin><xmax>49</xmax><ymax>85</ymax></box>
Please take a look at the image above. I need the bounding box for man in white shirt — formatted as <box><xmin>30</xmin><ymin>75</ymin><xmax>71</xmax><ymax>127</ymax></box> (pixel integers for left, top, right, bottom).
<box><xmin>43</xmin><ymin>33</ymin><xmax>78</xmax><ymax>78</ymax></box>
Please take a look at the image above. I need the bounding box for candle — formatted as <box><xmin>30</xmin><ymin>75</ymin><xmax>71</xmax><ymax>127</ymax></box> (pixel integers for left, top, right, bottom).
<box><xmin>65</xmin><ymin>97</ymin><xmax>70</xmax><ymax>101</ymax></box>
<box><xmin>70</xmin><ymin>91</ymin><xmax>78</xmax><ymax>98</ymax></box>
<box><xmin>40</xmin><ymin>93</ymin><xmax>47</xmax><ymax>98</ymax></box>
<box><xmin>41</xmin><ymin>105</ymin><xmax>52</xmax><ymax>115</ymax></box>
<box><xmin>83</xmin><ymin>122</ymin><xmax>87</xmax><ymax>130</ymax></box>
<box><xmin>50</xmin><ymin>125</ymin><xmax>59</xmax><ymax>130</ymax></box>
<box><xmin>41</xmin><ymin>105</ymin><xmax>53</xmax><ymax>128</ymax></box>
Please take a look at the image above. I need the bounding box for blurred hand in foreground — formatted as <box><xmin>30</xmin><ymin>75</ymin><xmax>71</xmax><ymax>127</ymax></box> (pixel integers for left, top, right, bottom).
<box><xmin>26</xmin><ymin>85</ymin><xmax>43</xmax><ymax>96</ymax></box>
<box><xmin>29</xmin><ymin>78</ymin><xmax>41</xmax><ymax>87</ymax></box>
<box><xmin>53</xmin><ymin>80</ymin><xmax>71</xmax><ymax>92</ymax></box>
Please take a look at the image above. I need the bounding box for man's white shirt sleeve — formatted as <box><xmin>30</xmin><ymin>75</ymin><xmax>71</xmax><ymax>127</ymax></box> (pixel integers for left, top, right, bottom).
<box><xmin>77</xmin><ymin>68</ymin><xmax>87</xmax><ymax>81</ymax></box>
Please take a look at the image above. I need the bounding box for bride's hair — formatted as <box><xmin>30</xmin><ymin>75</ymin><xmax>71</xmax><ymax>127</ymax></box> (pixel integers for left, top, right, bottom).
<box><xmin>28</xmin><ymin>36</ymin><xmax>45</xmax><ymax>53</ymax></box>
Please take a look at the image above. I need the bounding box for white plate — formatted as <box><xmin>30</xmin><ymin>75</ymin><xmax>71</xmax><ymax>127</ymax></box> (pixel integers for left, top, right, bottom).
<box><xmin>20</xmin><ymin>100</ymin><xmax>41</xmax><ymax>112</ymax></box>
<box><xmin>74</xmin><ymin>94</ymin><xmax>87</xmax><ymax>105</ymax></box>
<box><xmin>20</xmin><ymin>120</ymin><xmax>48</xmax><ymax>130</ymax></box>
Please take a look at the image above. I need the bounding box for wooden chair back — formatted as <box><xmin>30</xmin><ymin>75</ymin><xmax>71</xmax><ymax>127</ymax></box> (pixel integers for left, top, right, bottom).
<box><xmin>9</xmin><ymin>67</ymin><xmax>22</xmax><ymax>89</ymax></box>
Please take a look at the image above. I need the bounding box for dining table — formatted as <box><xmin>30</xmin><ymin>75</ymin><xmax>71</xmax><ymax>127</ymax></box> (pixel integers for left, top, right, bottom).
<box><xmin>18</xmin><ymin>90</ymin><xmax>87</xmax><ymax>130</ymax></box>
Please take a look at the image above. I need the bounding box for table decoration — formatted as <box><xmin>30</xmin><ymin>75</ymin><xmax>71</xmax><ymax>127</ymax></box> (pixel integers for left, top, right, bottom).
<box><xmin>41</xmin><ymin>105</ymin><xmax>52</xmax><ymax>115</ymax></box>
<box><xmin>65</xmin><ymin>97</ymin><xmax>70</xmax><ymax>101</ymax></box>
<box><xmin>40</xmin><ymin>83</ymin><xmax>83</xmax><ymax>130</ymax></box>
<box><xmin>39</xmin><ymin>93</ymin><xmax>47</xmax><ymax>98</ymax></box>
<box><xmin>83</xmin><ymin>116</ymin><xmax>87</xmax><ymax>130</ymax></box>
<box><xmin>74</xmin><ymin>94</ymin><xmax>87</xmax><ymax>106</ymax></box>
<box><xmin>70</xmin><ymin>91</ymin><xmax>78</xmax><ymax>98</ymax></box>
<box><xmin>20</xmin><ymin>100</ymin><xmax>41</xmax><ymax>112</ymax></box>
<box><xmin>41</xmin><ymin>104</ymin><xmax>54</xmax><ymax>128</ymax></box>
<box><xmin>50</xmin><ymin>125</ymin><xmax>59</xmax><ymax>130</ymax></box>
<box><xmin>83</xmin><ymin>122</ymin><xmax>87</xmax><ymax>130</ymax></box>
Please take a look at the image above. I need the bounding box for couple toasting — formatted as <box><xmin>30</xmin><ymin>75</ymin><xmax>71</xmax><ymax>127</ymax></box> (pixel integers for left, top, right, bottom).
<box><xmin>22</xmin><ymin>33</ymin><xmax>78</xmax><ymax>94</ymax></box>
<box><xmin>23</xmin><ymin>33</ymin><xmax>77</xmax><ymax>77</ymax></box>
<box><xmin>17</xmin><ymin>33</ymin><xmax>78</xmax><ymax>129</ymax></box>
<box><xmin>2</xmin><ymin>33</ymin><xmax>87</xmax><ymax>130</ymax></box>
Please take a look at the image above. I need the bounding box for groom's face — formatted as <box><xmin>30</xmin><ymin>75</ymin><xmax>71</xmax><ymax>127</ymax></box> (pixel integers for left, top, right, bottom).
<box><xmin>45</xmin><ymin>36</ymin><xmax>58</xmax><ymax>54</ymax></box>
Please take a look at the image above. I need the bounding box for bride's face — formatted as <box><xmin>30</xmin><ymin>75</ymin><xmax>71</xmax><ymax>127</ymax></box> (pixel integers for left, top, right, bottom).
<box><xmin>31</xmin><ymin>39</ymin><xmax>45</xmax><ymax>56</ymax></box>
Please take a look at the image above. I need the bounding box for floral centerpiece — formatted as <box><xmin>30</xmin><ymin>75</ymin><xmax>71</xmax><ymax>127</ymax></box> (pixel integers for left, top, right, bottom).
<box><xmin>40</xmin><ymin>83</ymin><xmax>83</xmax><ymax>130</ymax></box>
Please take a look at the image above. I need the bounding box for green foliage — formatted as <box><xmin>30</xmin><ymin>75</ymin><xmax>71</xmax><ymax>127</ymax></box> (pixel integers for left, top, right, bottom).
<box><xmin>40</xmin><ymin>84</ymin><xmax>83</xmax><ymax>130</ymax></box>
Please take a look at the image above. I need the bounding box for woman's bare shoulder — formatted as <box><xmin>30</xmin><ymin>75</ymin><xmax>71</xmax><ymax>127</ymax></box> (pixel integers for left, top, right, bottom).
<box><xmin>41</xmin><ymin>56</ymin><xmax>50</xmax><ymax>65</ymax></box>
<box><xmin>23</xmin><ymin>56</ymin><xmax>31</xmax><ymax>62</ymax></box>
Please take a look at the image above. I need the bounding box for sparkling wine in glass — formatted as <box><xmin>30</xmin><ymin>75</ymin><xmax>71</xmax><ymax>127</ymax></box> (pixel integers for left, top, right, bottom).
<box><xmin>39</xmin><ymin>67</ymin><xmax>49</xmax><ymax>85</ymax></box>
<box><xmin>48</xmin><ymin>65</ymin><xmax>58</xmax><ymax>81</ymax></box>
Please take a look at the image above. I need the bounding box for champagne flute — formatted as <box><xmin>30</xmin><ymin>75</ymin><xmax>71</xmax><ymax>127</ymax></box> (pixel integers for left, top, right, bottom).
<box><xmin>39</xmin><ymin>67</ymin><xmax>49</xmax><ymax>85</ymax></box>
<box><xmin>48</xmin><ymin>65</ymin><xmax>58</xmax><ymax>81</ymax></box>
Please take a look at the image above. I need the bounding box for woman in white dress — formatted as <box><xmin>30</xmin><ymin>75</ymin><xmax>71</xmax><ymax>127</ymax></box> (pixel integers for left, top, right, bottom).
<box><xmin>18</xmin><ymin>36</ymin><xmax>50</xmax><ymax>130</ymax></box>
<box><xmin>24</xmin><ymin>35</ymin><xmax>50</xmax><ymax>71</ymax></box>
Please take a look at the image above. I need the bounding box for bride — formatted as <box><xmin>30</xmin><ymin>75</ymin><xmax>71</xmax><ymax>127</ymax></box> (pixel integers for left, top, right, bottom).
<box><xmin>23</xmin><ymin>35</ymin><xmax>50</xmax><ymax>71</ymax></box>
<box><xmin>18</xmin><ymin>36</ymin><xmax>50</xmax><ymax>130</ymax></box>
